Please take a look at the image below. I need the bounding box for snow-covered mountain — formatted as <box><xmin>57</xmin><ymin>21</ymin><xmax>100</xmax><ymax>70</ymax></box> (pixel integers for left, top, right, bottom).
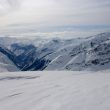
<box><xmin>45</xmin><ymin>32</ymin><xmax>110</xmax><ymax>71</ymax></box>
<box><xmin>0</xmin><ymin>51</ymin><xmax>19</xmax><ymax>72</ymax></box>
<box><xmin>0</xmin><ymin>32</ymin><xmax>110</xmax><ymax>71</ymax></box>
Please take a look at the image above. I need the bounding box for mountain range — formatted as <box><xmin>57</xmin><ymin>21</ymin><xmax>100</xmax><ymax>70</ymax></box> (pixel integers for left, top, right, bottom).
<box><xmin>0</xmin><ymin>32</ymin><xmax>110</xmax><ymax>72</ymax></box>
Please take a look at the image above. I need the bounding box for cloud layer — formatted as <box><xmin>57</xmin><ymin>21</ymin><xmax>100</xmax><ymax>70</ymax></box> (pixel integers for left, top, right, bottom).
<box><xmin>0</xmin><ymin>0</ymin><xmax>110</xmax><ymax>37</ymax></box>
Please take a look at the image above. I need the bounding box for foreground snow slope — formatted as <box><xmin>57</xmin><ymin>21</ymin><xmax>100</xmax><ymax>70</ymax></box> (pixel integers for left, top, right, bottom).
<box><xmin>0</xmin><ymin>71</ymin><xmax>110</xmax><ymax>110</ymax></box>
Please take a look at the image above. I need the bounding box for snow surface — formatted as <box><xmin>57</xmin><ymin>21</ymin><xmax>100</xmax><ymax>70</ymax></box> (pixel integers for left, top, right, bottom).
<box><xmin>0</xmin><ymin>71</ymin><xmax>110</xmax><ymax>110</ymax></box>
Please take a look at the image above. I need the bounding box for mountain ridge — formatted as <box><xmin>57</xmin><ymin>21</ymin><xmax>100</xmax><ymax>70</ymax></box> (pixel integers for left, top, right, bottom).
<box><xmin>0</xmin><ymin>32</ymin><xmax>110</xmax><ymax>72</ymax></box>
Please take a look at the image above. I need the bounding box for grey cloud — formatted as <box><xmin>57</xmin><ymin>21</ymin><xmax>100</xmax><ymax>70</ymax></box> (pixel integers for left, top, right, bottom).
<box><xmin>0</xmin><ymin>0</ymin><xmax>20</xmax><ymax>8</ymax></box>
<box><xmin>5</xmin><ymin>0</ymin><xmax>20</xmax><ymax>8</ymax></box>
<box><xmin>0</xmin><ymin>0</ymin><xmax>110</xmax><ymax>35</ymax></box>
<box><xmin>0</xmin><ymin>0</ymin><xmax>21</xmax><ymax>15</ymax></box>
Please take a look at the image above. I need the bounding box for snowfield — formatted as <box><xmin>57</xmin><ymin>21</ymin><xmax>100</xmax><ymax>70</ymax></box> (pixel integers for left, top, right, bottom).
<box><xmin>0</xmin><ymin>71</ymin><xmax>110</xmax><ymax>110</ymax></box>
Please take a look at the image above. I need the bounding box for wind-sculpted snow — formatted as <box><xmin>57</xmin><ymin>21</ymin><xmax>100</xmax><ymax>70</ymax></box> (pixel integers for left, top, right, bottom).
<box><xmin>0</xmin><ymin>71</ymin><xmax>110</xmax><ymax>110</ymax></box>
<box><xmin>0</xmin><ymin>76</ymin><xmax>39</xmax><ymax>81</ymax></box>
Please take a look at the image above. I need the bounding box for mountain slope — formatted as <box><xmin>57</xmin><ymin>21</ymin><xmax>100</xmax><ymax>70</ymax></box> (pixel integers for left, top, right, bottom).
<box><xmin>0</xmin><ymin>32</ymin><xmax>110</xmax><ymax>71</ymax></box>
<box><xmin>0</xmin><ymin>52</ymin><xmax>19</xmax><ymax>72</ymax></box>
<box><xmin>45</xmin><ymin>32</ymin><xmax>110</xmax><ymax>71</ymax></box>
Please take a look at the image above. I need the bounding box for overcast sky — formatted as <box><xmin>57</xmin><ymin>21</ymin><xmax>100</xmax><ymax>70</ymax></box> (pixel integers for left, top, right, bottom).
<box><xmin>0</xmin><ymin>0</ymin><xmax>110</xmax><ymax>38</ymax></box>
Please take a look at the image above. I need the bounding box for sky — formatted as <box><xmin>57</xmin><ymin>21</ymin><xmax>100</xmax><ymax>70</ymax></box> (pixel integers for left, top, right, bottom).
<box><xmin>0</xmin><ymin>0</ymin><xmax>110</xmax><ymax>38</ymax></box>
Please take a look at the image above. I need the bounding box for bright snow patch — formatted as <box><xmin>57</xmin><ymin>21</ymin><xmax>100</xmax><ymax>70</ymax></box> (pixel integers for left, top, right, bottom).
<box><xmin>0</xmin><ymin>71</ymin><xmax>110</xmax><ymax>110</ymax></box>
